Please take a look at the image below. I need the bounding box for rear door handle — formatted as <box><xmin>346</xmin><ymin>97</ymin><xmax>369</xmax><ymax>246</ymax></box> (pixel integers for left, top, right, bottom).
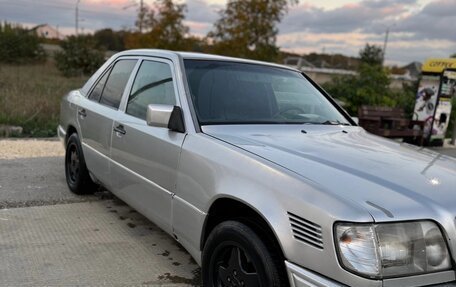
<box><xmin>113</xmin><ymin>124</ymin><xmax>126</xmax><ymax>135</ymax></box>
<box><xmin>78</xmin><ymin>109</ymin><xmax>87</xmax><ymax>118</ymax></box>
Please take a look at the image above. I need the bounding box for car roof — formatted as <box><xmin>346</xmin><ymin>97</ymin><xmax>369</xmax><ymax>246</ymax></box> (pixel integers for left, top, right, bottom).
<box><xmin>114</xmin><ymin>49</ymin><xmax>300</xmax><ymax>72</ymax></box>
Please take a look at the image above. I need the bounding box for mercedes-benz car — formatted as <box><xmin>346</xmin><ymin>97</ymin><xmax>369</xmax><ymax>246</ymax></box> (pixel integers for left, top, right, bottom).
<box><xmin>58</xmin><ymin>49</ymin><xmax>456</xmax><ymax>287</ymax></box>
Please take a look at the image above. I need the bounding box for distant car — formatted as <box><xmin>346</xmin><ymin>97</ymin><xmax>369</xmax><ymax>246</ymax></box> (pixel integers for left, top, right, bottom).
<box><xmin>59</xmin><ymin>50</ymin><xmax>456</xmax><ymax>287</ymax></box>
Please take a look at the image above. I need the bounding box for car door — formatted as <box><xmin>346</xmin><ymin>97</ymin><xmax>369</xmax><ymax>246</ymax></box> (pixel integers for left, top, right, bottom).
<box><xmin>110</xmin><ymin>58</ymin><xmax>186</xmax><ymax>233</ymax></box>
<box><xmin>77</xmin><ymin>58</ymin><xmax>137</xmax><ymax>188</ymax></box>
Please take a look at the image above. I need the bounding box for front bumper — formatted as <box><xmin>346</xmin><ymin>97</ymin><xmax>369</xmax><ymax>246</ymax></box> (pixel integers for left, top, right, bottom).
<box><xmin>286</xmin><ymin>261</ymin><xmax>346</xmax><ymax>287</ymax></box>
<box><xmin>285</xmin><ymin>261</ymin><xmax>456</xmax><ymax>287</ymax></box>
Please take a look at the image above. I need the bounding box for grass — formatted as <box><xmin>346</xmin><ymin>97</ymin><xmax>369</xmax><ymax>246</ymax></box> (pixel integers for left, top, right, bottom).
<box><xmin>0</xmin><ymin>61</ymin><xmax>88</xmax><ymax>137</ymax></box>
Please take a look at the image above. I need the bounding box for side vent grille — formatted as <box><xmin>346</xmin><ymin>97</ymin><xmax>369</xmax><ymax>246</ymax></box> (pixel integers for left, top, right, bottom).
<box><xmin>288</xmin><ymin>212</ymin><xmax>324</xmax><ymax>249</ymax></box>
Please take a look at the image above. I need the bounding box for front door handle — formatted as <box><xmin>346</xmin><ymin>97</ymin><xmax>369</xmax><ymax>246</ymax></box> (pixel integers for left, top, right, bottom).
<box><xmin>113</xmin><ymin>124</ymin><xmax>126</xmax><ymax>135</ymax></box>
<box><xmin>78</xmin><ymin>109</ymin><xmax>87</xmax><ymax>118</ymax></box>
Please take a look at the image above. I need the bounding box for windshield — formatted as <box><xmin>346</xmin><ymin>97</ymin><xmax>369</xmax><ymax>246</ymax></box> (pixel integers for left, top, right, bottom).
<box><xmin>184</xmin><ymin>60</ymin><xmax>351</xmax><ymax>125</ymax></box>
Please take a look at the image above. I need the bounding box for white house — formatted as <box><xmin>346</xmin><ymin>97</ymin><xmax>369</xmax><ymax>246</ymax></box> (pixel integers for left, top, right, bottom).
<box><xmin>30</xmin><ymin>24</ymin><xmax>62</xmax><ymax>40</ymax></box>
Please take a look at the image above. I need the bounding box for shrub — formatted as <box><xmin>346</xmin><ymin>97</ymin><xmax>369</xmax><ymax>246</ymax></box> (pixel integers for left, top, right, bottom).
<box><xmin>55</xmin><ymin>35</ymin><xmax>105</xmax><ymax>77</ymax></box>
<box><xmin>0</xmin><ymin>22</ymin><xmax>45</xmax><ymax>63</ymax></box>
<box><xmin>322</xmin><ymin>44</ymin><xmax>417</xmax><ymax>117</ymax></box>
<box><xmin>323</xmin><ymin>63</ymin><xmax>396</xmax><ymax>115</ymax></box>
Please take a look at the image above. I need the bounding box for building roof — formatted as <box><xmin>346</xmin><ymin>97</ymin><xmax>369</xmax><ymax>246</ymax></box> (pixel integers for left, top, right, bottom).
<box><xmin>401</xmin><ymin>61</ymin><xmax>422</xmax><ymax>78</ymax></box>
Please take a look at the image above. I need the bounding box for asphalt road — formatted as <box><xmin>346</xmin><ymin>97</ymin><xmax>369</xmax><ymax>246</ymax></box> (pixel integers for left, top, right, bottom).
<box><xmin>0</xmin><ymin>156</ymin><xmax>99</xmax><ymax>209</ymax></box>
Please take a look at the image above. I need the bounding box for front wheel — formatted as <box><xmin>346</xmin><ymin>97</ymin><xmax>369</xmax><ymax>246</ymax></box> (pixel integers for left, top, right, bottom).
<box><xmin>202</xmin><ymin>221</ymin><xmax>287</xmax><ymax>287</ymax></box>
<box><xmin>65</xmin><ymin>133</ymin><xmax>96</xmax><ymax>195</ymax></box>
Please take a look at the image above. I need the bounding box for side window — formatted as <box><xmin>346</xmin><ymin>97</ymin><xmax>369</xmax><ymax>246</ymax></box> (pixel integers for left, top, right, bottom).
<box><xmin>99</xmin><ymin>60</ymin><xmax>137</xmax><ymax>109</ymax></box>
<box><xmin>126</xmin><ymin>60</ymin><xmax>176</xmax><ymax>120</ymax></box>
<box><xmin>88</xmin><ymin>67</ymin><xmax>111</xmax><ymax>102</ymax></box>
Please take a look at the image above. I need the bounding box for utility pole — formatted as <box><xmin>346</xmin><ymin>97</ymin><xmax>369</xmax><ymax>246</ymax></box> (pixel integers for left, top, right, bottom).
<box><xmin>139</xmin><ymin>0</ymin><xmax>144</xmax><ymax>33</ymax></box>
<box><xmin>123</xmin><ymin>0</ymin><xmax>144</xmax><ymax>32</ymax></box>
<box><xmin>382</xmin><ymin>26</ymin><xmax>389</xmax><ymax>66</ymax></box>
<box><xmin>75</xmin><ymin>0</ymin><xmax>80</xmax><ymax>35</ymax></box>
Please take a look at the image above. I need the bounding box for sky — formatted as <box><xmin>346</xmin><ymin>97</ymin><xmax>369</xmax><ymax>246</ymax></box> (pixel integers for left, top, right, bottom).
<box><xmin>0</xmin><ymin>0</ymin><xmax>455</xmax><ymax>65</ymax></box>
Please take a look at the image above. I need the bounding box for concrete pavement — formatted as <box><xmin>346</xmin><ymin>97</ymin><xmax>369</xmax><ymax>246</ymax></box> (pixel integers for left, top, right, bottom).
<box><xmin>0</xmin><ymin>201</ymin><xmax>200</xmax><ymax>286</ymax></box>
<box><xmin>0</xmin><ymin>140</ymin><xmax>202</xmax><ymax>286</ymax></box>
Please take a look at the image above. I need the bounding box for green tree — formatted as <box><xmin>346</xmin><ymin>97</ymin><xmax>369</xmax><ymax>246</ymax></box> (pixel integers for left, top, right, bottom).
<box><xmin>451</xmin><ymin>53</ymin><xmax>456</xmax><ymax>58</ymax></box>
<box><xmin>359</xmin><ymin>43</ymin><xmax>383</xmax><ymax>66</ymax></box>
<box><xmin>322</xmin><ymin>44</ymin><xmax>414</xmax><ymax>116</ymax></box>
<box><xmin>0</xmin><ymin>22</ymin><xmax>45</xmax><ymax>63</ymax></box>
<box><xmin>127</xmin><ymin>0</ymin><xmax>189</xmax><ymax>50</ymax></box>
<box><xmin>93</xmin><ymin>28</ymin><xmax>125</xmax><ymax>51</ymax></box>
<box><xmin>183</xmin><ymin>35</ymin><xmax>209</xmax><ymax>52</ymax></box>
<box><xmin>55</xmin><ymin>35</ymin><xmax>105</xmax><ymax>77</ymax></box>
<box><xmin>208</xmin><ymin>0</ymin><xmax>297</xmax><ymax>61</ymax></box>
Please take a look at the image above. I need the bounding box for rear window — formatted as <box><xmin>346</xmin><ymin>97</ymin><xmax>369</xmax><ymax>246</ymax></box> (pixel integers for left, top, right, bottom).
<box><xmin>99</xmin><ymin>60</ymin><xmax>137</xmax><ymax>109</ymax></box>
<box><xmin>88</xmin><ymin>67</ymin><xmax>111</xmax><ymax>102</ymax></box>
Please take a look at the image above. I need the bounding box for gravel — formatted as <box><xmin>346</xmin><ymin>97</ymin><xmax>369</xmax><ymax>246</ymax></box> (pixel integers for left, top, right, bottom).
<box><xmin>0</xmin><ymin>138</ymin><xmax>64</xmax><ymax>159</ymax></box>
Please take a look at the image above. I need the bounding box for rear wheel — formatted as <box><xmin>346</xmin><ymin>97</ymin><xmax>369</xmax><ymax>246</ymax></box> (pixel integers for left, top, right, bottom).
<box><xmin>202</xmin><ymin>221</ymin><xmax>287</xmax><ymax>287</ymax></box>
<box><xmin>65</xmin><ymin>133</ymin><xmax>96</xmax><ymax>194</ymax></box>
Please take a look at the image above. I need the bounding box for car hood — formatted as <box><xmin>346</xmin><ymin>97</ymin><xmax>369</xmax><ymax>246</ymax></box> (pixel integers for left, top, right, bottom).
<box><xmin>202</xmin><ymin>125</ymin><xmax>456</xmax><ymax>221</ymax></box>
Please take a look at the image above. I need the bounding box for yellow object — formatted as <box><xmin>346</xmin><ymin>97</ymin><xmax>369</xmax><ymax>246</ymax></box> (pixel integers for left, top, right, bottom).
<box><xmin>422</xmin><ymin>58</ymin><xmax>456</xmax><ymax>73</ymax></box>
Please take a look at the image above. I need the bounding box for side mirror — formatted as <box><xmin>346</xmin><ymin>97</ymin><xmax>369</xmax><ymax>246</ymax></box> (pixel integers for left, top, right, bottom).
<box><xmin>146</xmin><ymin>104</ymin><xmax>185</xmax><ymax>133</ymax></box>
<box><xmin>351</xmin><ymin>116</ymin><xmax>359</xmax><ymax>125</ymax></box>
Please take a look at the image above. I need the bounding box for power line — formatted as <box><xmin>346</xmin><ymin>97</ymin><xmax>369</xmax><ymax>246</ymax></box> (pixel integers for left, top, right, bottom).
<box><xmin>0</xmin><ymin>0</ymin><xmax>136</xmax><ymax>34</ymax></box>
<box><xmin>122</xmin><ymin>0</ymin><xmax>144</xmax><ymax>33</ymax></box>
<box><xmin>0</xmin><ymin>0</ymin><xmax>131</xmax><ymax>15</ymax></box>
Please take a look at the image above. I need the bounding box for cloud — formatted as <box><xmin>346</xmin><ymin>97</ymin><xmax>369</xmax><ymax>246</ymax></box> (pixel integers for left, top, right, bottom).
<box><xmin>0</xmin><ymin>0</ymin><xmax>454</xmax><ymax>65</ymax></box>
<box><xmin>184</xmin><ymin>20</ymin><xmax>212</xmax><ymax>36</ymax></box>
<box><xmin>278</xmin><ymin>0</ymin><xmax>456</xmax><ymax>42</ymax></box>
<box><xmin>394</xmin><ymin>0</ymin><xmax>456</xmax><ymax>41</ymax></box>
<box><xmin>382</xmin><ymin>39</ymin><xmax>455</xmax><ymax>64</ymax></box>
<box><xmin>279</xmin><ymin>0</ymin><xmax>416</xmax><ymax>35</ymax></box>
<box><xmin>275</xmin><ymin>0</ymin><xmax>455</xmax><ymax>64</ymax></box>
<box><xmin>185</xmin><ymin>0</ymin><xmax>221</xmax><ymax>24</ymax></box>
<box><xmin>278</xmin><ymin>32</ymin><xmax>369</xmax><ymax>57</ymax></box>
<box><xmin>0</xmin><ymin>0</ymin><xmax>136</xmax><ymax>33</ymax></box>
<box><xmin>363</xmin><ymin>0</ymin><xmax>417</xmax><ymax>9</ymax></box>
<box><xmin>421</xmin><ymin>0</ymin><xmax>455</xmax><ymax>17</ymax></box>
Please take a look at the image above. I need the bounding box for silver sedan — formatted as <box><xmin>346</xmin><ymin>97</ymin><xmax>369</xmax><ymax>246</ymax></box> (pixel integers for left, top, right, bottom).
<box><xmin>59</xmin><ymin>50</ymin><xmax>456</xmax><ymax>287</ymax></box>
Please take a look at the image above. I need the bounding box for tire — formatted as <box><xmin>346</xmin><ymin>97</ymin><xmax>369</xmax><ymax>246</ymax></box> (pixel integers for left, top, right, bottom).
<box><xmin>65</xmin><ymin>133</ymin><xmax>96</xmax><ymax>195</ymax></box>
<box><xmin>202</xmin><ymin>221</ymin><xmax>287</xmax><ymax>287</ymax></box>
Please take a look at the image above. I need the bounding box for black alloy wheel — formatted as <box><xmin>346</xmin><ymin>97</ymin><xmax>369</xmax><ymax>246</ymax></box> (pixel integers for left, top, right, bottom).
<box><xmin>65</xmin><ymin>133</ymin><xmax>96</xmax><ymax>194</ymax></box>
<box><xmin>203</xmin><ymin>221</ymin><xmax>287</xmax><ymax>287</ymax></box>
<box><xmin>66</xmin><ymin>142</ymin><xmax>80</xmax><ymax>184</ymax></box>
<box><xmin>213</xmin><ymin>243</ymin><xmax>260</xmax><ymax>287</ymax></box>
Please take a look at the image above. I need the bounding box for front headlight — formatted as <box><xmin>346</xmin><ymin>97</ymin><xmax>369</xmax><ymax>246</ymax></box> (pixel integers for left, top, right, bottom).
<box><xmin>335</xmin><ymin>221</ymin><xmax>451</xmax><ymax>279</ymax></box>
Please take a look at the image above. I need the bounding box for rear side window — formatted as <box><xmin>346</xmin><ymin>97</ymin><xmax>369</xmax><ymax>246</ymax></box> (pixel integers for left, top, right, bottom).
<box><xmin>126</xmin><ymin>60</ymin><xmax>176</xmax><ymax>120</ymax></box>
<box><xmin>99</xmin><ymin>60</ymin><xmax>137</xmax><ymax>109</ymax></box>
<box><xmin>88</xmin><ymin>67</ymin><xmax>111</xmax><ymax>102</ymax></box>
